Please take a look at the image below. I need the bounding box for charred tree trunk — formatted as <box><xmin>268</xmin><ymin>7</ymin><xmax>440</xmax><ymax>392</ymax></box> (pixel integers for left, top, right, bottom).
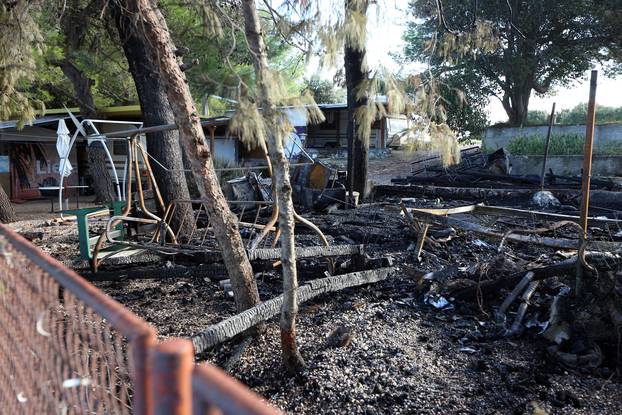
<box><xmin>130</xmin><ymin>0</ymin><xmax>260</xmax><ymax>312</ymax></box>
<box><xmin>345</xmin><ymin>0</ymin><xmax>369</xmax><ymax>198</ymax></box>
<box><xmin>110</xmin><ymin>1</ymin><xmax>193</xmax><ymax>234</ymax></box>
<box><xmin>0</xmin><ymin>186</ymin><xmax>16</xmax><ymax>223</ymax></box>
<box><xmin>241</xmin><ymin>0</ymin><xmax>305</xmax><ymax>374</ymax></box>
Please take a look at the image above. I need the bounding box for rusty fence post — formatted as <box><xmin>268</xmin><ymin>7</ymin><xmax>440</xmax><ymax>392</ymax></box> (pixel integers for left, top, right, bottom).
<box><xmin>151</xmin><ymin>339</ymin><xmax>194</xmax><ymax>415</ymax></box>
<box><xmin>132</xmin><ymin>330</ymin><xmax>158</xmax><ymax>415</ymax></box>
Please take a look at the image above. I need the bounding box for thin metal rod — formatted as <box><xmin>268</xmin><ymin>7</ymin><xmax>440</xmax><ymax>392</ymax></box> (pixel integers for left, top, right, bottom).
<box><xmin>540</xmin><ymin>102</ymin><xmax>556</xmax><ymax>191</ymax></box>
<box><xmin>576</xmin><ymin>69</ymin><xmax>598</xmax><ymax>297</ymax></box>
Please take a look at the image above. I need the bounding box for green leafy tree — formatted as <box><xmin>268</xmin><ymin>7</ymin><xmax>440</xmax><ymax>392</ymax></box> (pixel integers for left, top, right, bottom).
<box><xmin>163</xmin><ymin>0</ymin><xmax>305</xmax><ymax>113</ymax></box>
<box><xmin>405</xmin><ymin>0</ymin><xmax>622</xmax><ymax>126</ymax></box>
<box><xmin>301</xmin><ymin>77</ymin><xmax>345</xmax><ymax>104</ymax></box>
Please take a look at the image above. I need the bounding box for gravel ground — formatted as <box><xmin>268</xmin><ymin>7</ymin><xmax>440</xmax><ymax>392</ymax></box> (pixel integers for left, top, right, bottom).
<box><xmin>12</xmin><ymin>199</ymin><xmax>622</xmax><ymax>415</ymax></box>
<box><xmin>8</xmin><ymin>151</ymin><xmax>621</xmax><ymax>414</ymax></box>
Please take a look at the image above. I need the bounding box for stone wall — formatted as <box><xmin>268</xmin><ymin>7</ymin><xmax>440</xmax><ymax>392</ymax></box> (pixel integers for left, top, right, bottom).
<box><xmin>510</xmin><ymin>155</ymin><xmax>622</xmax><ymax>177</ymax></box>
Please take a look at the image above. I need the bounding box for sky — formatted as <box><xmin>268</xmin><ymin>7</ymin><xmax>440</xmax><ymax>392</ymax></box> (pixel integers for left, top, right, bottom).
<box><xmin>305</xmin><ymin>1</ymin><xmax>622</xmax><ymax>123</ymax></box>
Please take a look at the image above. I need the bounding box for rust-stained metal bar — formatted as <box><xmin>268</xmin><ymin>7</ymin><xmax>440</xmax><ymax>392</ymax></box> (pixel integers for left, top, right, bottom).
<box><xmin>192</xmin><ymin>364</ymin><xmax>283</xmax><ymax>415</ymax></box>
<box><xmin>248</xmin><ymin>244</ymin><xmax>364</xmax><ymax>261</ymax></box>
<box><xmin>577</xmin><ymin>69</ymin><xmax>598</xmax><ymax>297</ymax></box>
<box><xmin>402</xmin><ymin>206</ymin><xmax>622</xmax><ymax>252</ymax></box>
<box><xmin>152</xmin><ymin>339</ymin><xmax>194</xmax><ymax>415</ymax></box>
<box><xmin>394</xmin><ymin>202</ymin><xmax>622</xmax><ymax>228</ymax></box>
<box><xmin>474</xmin><ymin>204</ymin><xmax>622</xmax><ymax>227</ymax></box>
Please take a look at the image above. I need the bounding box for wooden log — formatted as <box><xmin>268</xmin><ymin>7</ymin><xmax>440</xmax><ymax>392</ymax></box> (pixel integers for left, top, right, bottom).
<box><xmin>247</xmin><ymin>244</ymin><xmax>364</xmax><ymax>261</ymax></box>
<box><xmin>373</xmin><ymin>185</ymin><xmax>622</xmax><ymax>210</ymax></box>
<box><xmin>191</xmin><ymin>267</ymin><xmax>394</xmax><ymax>354</ymax></box>
<box><xmin>80</xmin><ymin>263</ymin><xmax>228</xmax><ymax>282</ymax></box>
<box><xmin>373</xmin><ymin>184</ymin><xmax>538</xmax><ymax>201</ymax></box>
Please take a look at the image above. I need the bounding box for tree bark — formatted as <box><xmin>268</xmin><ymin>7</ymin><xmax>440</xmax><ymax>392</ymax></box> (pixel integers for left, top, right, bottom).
<box><xmin>192</xmin><ymin>268</ymin><xmax>394</xmax><ymax>354</ymax></box>
<box><xmin>110</xmin><ymin>1</ymin><xmax>193</xmax><ymax>235</ymax></box>
<box><xmin>241</xmin><ymin>0</ymin><xmax>305</xmax><ymax>374</ymax></box>
<box><xmin>0</xmin><ymin>185</ymin><xmax>16</xmax><ymax>223</ymax></box>
<box><xmin>130</xmin><ymin>0</ymin><xmax>260</xmax><ymax>312</ymax></box>
<box><xmin>345</xmin><ymin>0</ymin><xmax>369</xmax><ymax>197</ymax></box>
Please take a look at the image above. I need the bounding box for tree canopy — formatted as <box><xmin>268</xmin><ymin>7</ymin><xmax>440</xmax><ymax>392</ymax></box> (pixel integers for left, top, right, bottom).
<box><xmin>404</xmin><ymin>0</ymin><xmax>622</xmax><ymax>127</ymax></box>
<box><xmin>301</xmin><ymin>77</ymin><xmax>345</xmax><ymax>104</ymax></box>
<box><xmin>528</xmin><ymin>103</ymin><xmax>622</xmax><ymax>126</ymax></box>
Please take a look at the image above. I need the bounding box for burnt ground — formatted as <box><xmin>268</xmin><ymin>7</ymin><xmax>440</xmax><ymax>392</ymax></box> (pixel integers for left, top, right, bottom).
<box><xmin>10</xmin><ymin>156</ymin><xmax>622</xmax><ymax>415</ymax></box>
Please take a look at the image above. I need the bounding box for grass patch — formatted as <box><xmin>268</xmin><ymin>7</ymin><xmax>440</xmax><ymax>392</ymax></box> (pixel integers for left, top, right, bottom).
<box><xmin>507</xmin><ymin>134</ymin><xmax>622</xmax><ymax>156</ymax></box>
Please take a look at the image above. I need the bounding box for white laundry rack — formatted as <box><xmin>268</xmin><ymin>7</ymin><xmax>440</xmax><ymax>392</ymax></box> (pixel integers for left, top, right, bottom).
<box><xmin>58</xmin><ymin>116</ymin><xmax>143</xmax><ymax>219</ymax></box>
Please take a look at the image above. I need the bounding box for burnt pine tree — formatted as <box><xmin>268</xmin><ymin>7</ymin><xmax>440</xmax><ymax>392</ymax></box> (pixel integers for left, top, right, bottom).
<box><xmin>240</xmin><ymin>0</ymin><xmax>306</xmax><ymax>374</ymax></box>
<box><xmin>345</xmin><ymin>0</ymin><xmax>369</xmax><ymax>197</ymax></box>
<box><xmin>110</xmin><ymin>0</ymin><xmax>193</xmax><ymax>234</ymax></box>
<box><xmin>128</xmin><ymin>0</ymin><xmax>261</xmax><ymax>312</ymax></box>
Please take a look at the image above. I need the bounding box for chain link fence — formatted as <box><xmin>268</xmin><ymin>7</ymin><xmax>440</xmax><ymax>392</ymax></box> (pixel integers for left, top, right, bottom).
<box><xmin>0</xmin><ymin>225</ymin><xmax>280</xmax><ymax>415</ymax></box>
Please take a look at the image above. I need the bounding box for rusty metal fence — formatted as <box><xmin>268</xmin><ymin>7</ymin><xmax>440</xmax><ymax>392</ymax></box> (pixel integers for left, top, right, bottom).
<box><xmin>0</xmin><ymin>225</ymin><xmax>281</xmax><ymax>415</ymax></box>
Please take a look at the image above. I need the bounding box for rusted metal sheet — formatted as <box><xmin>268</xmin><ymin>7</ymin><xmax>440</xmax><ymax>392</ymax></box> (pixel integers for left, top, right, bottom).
<box><xmin>248</xmin><ymin>244</ymin><xmax>364</xmax><ymax>261</ymax></box>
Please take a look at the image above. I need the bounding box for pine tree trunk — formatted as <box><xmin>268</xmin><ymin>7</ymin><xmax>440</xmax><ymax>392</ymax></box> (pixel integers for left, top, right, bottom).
<box><xmin>110</xmin><ymin>1</ymin><xmax>193</xmax><ymax>235</ymax></box>
<box><xmin>0</xmin><ymin>185</ymin><xmax>16</xmax><ymax>223</ymax></box>
<box><xmin>131</xmin><ymin>0</ymin><xmax>260</xmax><ymax>312</ymax></box>
<box><xmin>241</xmin><ymin>0</ymin><xmax>305</xmax><ymax>374</ymax></box>
<box><xmin>86</xmin><ymin>141</ymin><xmax>117</xmax><ymax>203</ymax></box>
<box><xmin>345</xmin><ymin>0</ymin><xmax>369</xmax><ymax>198</ymax></box>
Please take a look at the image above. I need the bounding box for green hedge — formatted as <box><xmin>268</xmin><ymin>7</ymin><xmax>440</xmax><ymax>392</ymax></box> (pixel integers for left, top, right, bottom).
<box><xmin>506</xmin><ymin>134</ymin><xmax>622</xmax><ymax>156</ymax></box>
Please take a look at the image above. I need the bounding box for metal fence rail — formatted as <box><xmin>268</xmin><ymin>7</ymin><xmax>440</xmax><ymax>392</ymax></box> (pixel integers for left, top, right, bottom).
<box><xmin>0</xmin><ymin>224</ymin><xmax>282</xmax><ymax>415</ymax></box>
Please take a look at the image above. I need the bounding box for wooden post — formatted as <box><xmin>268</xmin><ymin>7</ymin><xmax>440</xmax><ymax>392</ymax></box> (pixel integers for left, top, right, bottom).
<box><xmin>576</xmin><ymin>70</ymin><xmax>598</xmax><ymax>297</ymax></box>
<box><xmin>539</xmin><ymin>102</ymin><xmax>556</xmax><ymax>191</ymax></box>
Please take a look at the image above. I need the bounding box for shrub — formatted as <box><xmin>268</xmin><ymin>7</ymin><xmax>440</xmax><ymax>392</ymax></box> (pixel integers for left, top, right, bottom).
<box><xmin>507</xmin><ymin>134</ymin><xmax>622</xmax><ymax>156</ymax></box>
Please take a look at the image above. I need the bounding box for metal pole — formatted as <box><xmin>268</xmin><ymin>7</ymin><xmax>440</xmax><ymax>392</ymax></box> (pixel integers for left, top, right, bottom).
<box><xmin>576</xmin><ymin>69</ymin><xmax>598</xmax><ymax>297</ymax></box>
<box><xmin>539</xmin><ymin>102</ymin><xmax>556</xmax><ymax>191</ymax></box>
<box><xmin>151</xmin><ymin>339</ymin><xmax>194</xmax><ymax>415</ymax></box>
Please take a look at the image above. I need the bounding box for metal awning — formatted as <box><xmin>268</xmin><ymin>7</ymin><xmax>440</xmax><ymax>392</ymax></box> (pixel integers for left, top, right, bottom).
<box><xmin>0</xmin><ymin>115</ymin><xmax>78</xmax><ymax>131</ymax></box>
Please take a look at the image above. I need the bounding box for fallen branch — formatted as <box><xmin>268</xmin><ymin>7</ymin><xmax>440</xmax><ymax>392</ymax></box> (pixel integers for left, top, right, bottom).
<box><xmin>191</xmin><ymin>267</ymin><xmax>394</xmax><ymax>354</ymax></box>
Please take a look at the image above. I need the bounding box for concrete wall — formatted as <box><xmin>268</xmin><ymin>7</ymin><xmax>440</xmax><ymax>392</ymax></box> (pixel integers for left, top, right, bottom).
<box><xmin>510</xmin><ymin>155</ymin><xmax>622</xmax><ymax>177</ymax></box>
<box><xmin>484</xmin><ymin>123</ymin><xmax>622</xmax><ymax>150</ymax></box>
